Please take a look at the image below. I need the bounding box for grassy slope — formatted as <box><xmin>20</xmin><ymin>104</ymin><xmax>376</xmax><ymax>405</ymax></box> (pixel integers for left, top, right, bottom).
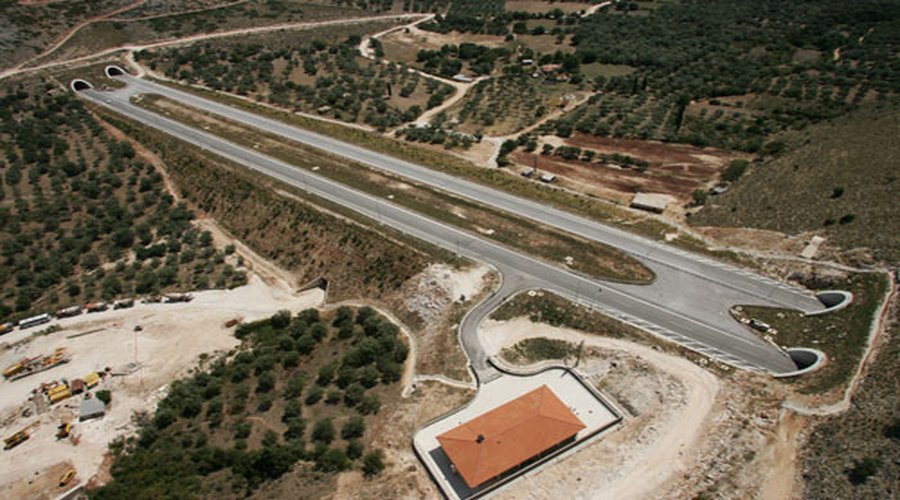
<box><xmin>802</xmin><ymin>298</ymin><xmax>898</xmax><ymax>498</ymax></box>
<box><xmin>96</xmin><ymin>107</ymin><xmax>441</xmax><ymax>302</ymax></box>
<box><xmin>692</xmin><ymin>103</ymin><xmax>900</xmax><ymax>264</ymax></box>
<box><xmin>741</xmin><ymin>272</ymin><xmax>887</xmax><ymax>395</ymax></box>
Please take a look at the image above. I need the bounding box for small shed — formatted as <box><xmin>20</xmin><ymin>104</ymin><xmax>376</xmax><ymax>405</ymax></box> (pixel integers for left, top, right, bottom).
<box><xmin>79</xmin><ymin>397</ymin><xmax>106</xmax><ymax>421</ymax></box>
<box><xmin>69</xmin><ymin>379</ymin><xmax>85</xmax><ymax>394</ymax></box>
<box><xmin>630</xmin><ymin>193</ymin><xmax>670</xmax><ymax>213</ymax></box>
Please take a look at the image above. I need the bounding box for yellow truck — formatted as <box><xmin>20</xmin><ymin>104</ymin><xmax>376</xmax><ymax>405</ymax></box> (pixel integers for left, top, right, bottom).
<box><xmin>3</xmin><ymin>422</ymin><xmax>38</xmax><ymax>450</ymax></box>
<box><xmin>49</xmin><ymin>388</ymin><xmax>72</xmax><ymax>404</ymax></box>
<box><xmin>83</xmin><ymin>372</ymin><xmax>101</xmax><ymax>388</ymax></box>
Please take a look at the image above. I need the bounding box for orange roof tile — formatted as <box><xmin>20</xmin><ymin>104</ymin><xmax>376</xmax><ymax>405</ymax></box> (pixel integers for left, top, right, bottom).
<box><xmin>436</xmin><ymin>385</ymin><xmax>585</xmax><ymax>488</ymax></box>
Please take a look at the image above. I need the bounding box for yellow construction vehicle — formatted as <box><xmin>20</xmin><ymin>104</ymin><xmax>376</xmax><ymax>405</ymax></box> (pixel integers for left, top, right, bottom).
<box><xmin>83</xmin><ymin>372</ymin><xmax>101</xmax><ymax>388</ymax></box>
<box><xmin>3</xmin><ymin>357</ymin><xmax>37</xmax><ymax>379</ymax></box>
<box><xmin>3</xmin><ymin>422</ymin><xmax>39</xmax><ymax>450</ymax></box>
<box><xmin>59</xmin><ymin>468</ymin><xmax>76</xmax><ymax>487</ymax></box>
<box><xmin>56</xmin><ymin>422</ymin><xmax>73</xmax><ymax>440</ymax></box>
<box><xmin>49</xmin><ymin>387</ymin><xmax>72</xmax><ymax>404</ymax></box>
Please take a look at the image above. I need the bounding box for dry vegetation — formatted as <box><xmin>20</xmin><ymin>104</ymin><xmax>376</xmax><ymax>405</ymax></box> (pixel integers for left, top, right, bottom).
<box><xmin>26</xmin><ymin>1</ymin><xmax>370</xmax><ymax>67</ymax></box>
<box><xmin>740</xmin><ymin>272</ymin><xmax>887</xmax><ymax>396</ymax></box>
<box><xmin>483</xmin><ymin>320</ymin><xmax>790</xmax><ymax>500</ymax></box>
<box><xmin>0</xmin><ymin>0</ymin><xmax>135</xmax><ymax>70</ymax></box>
<box><xmin>692</xmin><ymin>103</ymin><xmax>900</xmax><ymax>265</ymax></box>
<box><xmin>94</xmin><ymin>105</ymin><xmax>442</xmax><ymax>303</ymax></box>
<box><xmin>802</xmin><ymin>295</ymin><xmax>899</xmax><ymax>498</ymax></box>
<box><xmin>511</xmin><ymin>132</ymin><xmax>736</xmax><ymax>204</ymax></box>
<box><xmin>135</xmin><ymin>18</ymin><xmax>451</xmax><ymax>130</ymax></box>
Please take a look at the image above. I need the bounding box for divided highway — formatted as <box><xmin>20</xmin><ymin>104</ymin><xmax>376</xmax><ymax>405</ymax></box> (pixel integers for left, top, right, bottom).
<box><xmin>77</xmin><ymin>74</ymin><xmax>826</xmax><ymax>376</ymax></box>
<box><xmin>112</xmin><ymin>73</ymin><xmax>824</xmax><ymax>314</ymax></box>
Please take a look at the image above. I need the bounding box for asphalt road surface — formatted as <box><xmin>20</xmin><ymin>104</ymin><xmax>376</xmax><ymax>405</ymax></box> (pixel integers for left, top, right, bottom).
<box><xmin>78</xmin><ymin>75</ymin><xmax>829</xmax><ymax>378</ymax></box>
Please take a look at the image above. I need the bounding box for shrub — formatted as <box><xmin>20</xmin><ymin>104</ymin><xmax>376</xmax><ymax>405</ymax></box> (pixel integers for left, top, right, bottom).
<box><xmin>722</xmin><ymin>159</ymin><xmax>749</xmax><ymax>182</ymax></box>
<box><xmin>234</xmin><ymin>420</ymin><xmax>252</xmax><ymax>439</ymax></box>
<box><xmin>847</xmin><ymin>457</ymin><xmax>881</xmax><ymax>485</ymax></box>
<box><xmin>312</xmin><ymin>418</ymin><xmax>335</xmax><ymax>444</ymax></box>
<box><xmin>341</xmin><ymin>416</ymin><xmax>365</xmax><ymax>440</ymax></box>
<box><xmin>362</xmin><ymin>450</ymin><xmax>385</xmax><ymax>476</ymax></box>
<box><xmin>346</xmin><ymin>439</ymin><xmax>364</xmax><ymax>459</ymax></box>
<box><xmin>255</xmin><ymin>372</ymin><xmax>275</xmax><ymax>393</ymax></box>
<box><xmin>95</xmin><ymin>390</ymin><xmax>112</xmax><ymax>405</ymax></box>
<box><xmin>359</xmin><ymin>395</ymin><xmax>381</xmax><ymax>415</ymax></box>
<box><xmin>315</xmin><ymin>448</ymin><xmax>350</xmax><ymax>472</ymax></box>
<box><xmin>691</xmin><ymin>189</ymin><xmax>708</xmax><ymax>206</ymax></box>
<box><xmin>305</xmin><ymin>386</ymin><xmax>324</xmax><ymax>405</ymax></box>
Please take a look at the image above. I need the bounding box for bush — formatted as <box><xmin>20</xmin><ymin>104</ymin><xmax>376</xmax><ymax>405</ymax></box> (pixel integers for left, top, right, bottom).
<box><xmin>255</xmin><ymin>372</ymin><xmax>275</xmax><ymax>393</ymax></box>
<box><xmin>884</xmin><ymin>419</ymin><xmax>900</xmax><ymax>441</ymax></box>
<box><xmin>721</xmin><ymin>159</ymin><xmax>749</xmax><ymax>182</ymax></box>
<box><xmin>256</xmin><ymin>395</ymin><xmax>273</xmax><ymax>412</ymax></box>
<box><xmin>305</xmin><ymin>386</ymin><xmax>324</xmax><ymax>405</ymax></box>
<box><xmin>234</xmin><ymin>420</ymin><xmax>252</xmax><ymax>439</ymax></box>
<box><xmin>341</xmin><ymin>416</ymin><xmax>365</xmax><ymax>440</ymax></box>
<box><xmin>691</xmin><ymin>189</ymin><xmax>708</xmax><ymax>206</ymax></box>
<box><xmin>95</xmin><ymin>390</ymin><xmax>112</xmax><ymax>405</ymax></box>
<box><xmin>839</xmin><ymin>214</ymin><xmax>855</xmax><ymax>225</ymax></box>
<box><xmin>847</xmin><ymin>457</ymin><xmax>881</xmax><ymax>485</ymax></box>
<box><xmin>358</xmin><ymin>395</ymin><xmax>381</xmax><ymax>415</ymax></box>
<box><xmin>315</xmin><ymin>448</ymin><xmax>350</xmax><ymax>472</ymax></box>
<box><xmin>362</xmin><ymin>450</ymin><xmax>385</xmax><ymax>477</ymax></box>
<box><xmin>346</xmin><ymin>439</ymin><xmax>364</xmax><ymax>459</ymax></box>
<box><xmin>312</xmin><ymin>418</ymin><xmax>335</xmax><ymax>444</ymax></box>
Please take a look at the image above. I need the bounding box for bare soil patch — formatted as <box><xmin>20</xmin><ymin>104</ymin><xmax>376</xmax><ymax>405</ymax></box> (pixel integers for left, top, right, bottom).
<box><xmin>333</xmin><ymin>380</ymin><xmax>474</xmax><ymax>498</ymax></box>
<box><xmin>512</xmin><ymin>133</ymin><xmax>736</xmax><ymax>203</ymax></box>
<box><xmin>0</xmin><ymin>276</ymin><xmax>324</xmax><ymax>495</ymax></box>
<box><xmin>480</xmin><ymin>318</ymin><xmax>795</xmax><ymax>499</ymax></box>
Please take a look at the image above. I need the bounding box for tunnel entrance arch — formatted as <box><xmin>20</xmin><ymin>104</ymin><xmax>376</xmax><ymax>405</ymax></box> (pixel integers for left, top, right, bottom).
<box><xmin>105</xmin><ymin>65</ymin><xmax>126</xmax><ymax>78</ymax></box>
<box><xmin>70</xmin><ymin>79</ymin><xmax>93</xmax><ymax>92</ymax></box>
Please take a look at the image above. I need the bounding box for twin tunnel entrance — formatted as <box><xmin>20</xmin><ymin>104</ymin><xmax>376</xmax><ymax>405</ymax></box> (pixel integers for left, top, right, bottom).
<box><xmin>69</xmin><ymin>66</ymin><xmax>127</xmax><ymax>92</ymax></box>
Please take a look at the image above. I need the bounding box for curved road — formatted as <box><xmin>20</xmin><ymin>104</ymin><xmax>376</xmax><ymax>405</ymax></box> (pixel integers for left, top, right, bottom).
<box><xmin>77</xmin><ymin>75</ymin><xmax>828</xmax><ymax>379</ymax></box>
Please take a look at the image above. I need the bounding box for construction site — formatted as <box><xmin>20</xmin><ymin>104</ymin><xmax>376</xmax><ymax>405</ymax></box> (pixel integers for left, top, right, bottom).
<box><xmin>0</xmin><ymin>275</ymin><xmax>324</xmax><ymax>498</ymax></box>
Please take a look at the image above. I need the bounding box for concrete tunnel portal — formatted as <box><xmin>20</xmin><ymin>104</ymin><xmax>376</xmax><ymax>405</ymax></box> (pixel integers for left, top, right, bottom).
<box><xmin>105</xmin><ymin>65</ymin><xmax>126</xmax><ymax>78</ymax></box>
<box><xmin>70</xmin><ymin>79</ymin><xmax>93</xmax><ymax>92</ymax></box>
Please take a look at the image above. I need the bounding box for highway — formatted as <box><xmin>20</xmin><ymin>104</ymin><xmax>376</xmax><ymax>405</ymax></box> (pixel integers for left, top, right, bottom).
<box><xmin>110</xmin><ymin>73</ymin><xmax>824</xmax><ymax>315</ymax></box>
<box><xmin>77</xmin><ymin>75</ymin><xmax>825</xmax><ymax>377</ymax></box>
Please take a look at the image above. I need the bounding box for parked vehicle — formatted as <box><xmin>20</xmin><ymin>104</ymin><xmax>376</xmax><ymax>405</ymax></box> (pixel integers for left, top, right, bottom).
<box><xmin>113</xmin><ymin>299</ymin><xmax>134</xmax><ymax>309</ymax></box>
<box><xmin>56</xmin><ymin>306</ymin><xmax>82</xmax><ymax>319</ymax></box>
<box><xmin>19</xmin><ymin>314</ymin><xmax>51</xmax><ymax>329</ymax></box>
<box><xmin>85</xmin><ymin>303</ymin><xmax>108</xmax><ymax>313</ymax></box>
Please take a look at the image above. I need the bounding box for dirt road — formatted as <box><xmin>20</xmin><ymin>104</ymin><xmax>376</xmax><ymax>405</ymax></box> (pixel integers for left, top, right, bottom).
<box><xmin>0</xmin><ymin>14</ymin><xmax>424</xmax><ymax>82</ymax></box>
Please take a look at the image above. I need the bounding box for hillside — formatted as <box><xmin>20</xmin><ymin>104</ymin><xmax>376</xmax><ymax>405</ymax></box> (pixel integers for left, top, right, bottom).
<box><xmin>691</xmin><ymin>103</ymin><xmax>900</xmax><ymax>265</ymax></box>
<box><xmin>0</xmin><ymin>79</ymin><xmax>242</xmax><ymax>323</ymax></box>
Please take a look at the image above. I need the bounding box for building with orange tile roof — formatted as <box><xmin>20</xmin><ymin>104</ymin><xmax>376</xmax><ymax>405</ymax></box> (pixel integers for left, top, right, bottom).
<box><xmin>436</xmin><ymin>385</ymin><xmax>586</xmax><ymax>488</ymax></box>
